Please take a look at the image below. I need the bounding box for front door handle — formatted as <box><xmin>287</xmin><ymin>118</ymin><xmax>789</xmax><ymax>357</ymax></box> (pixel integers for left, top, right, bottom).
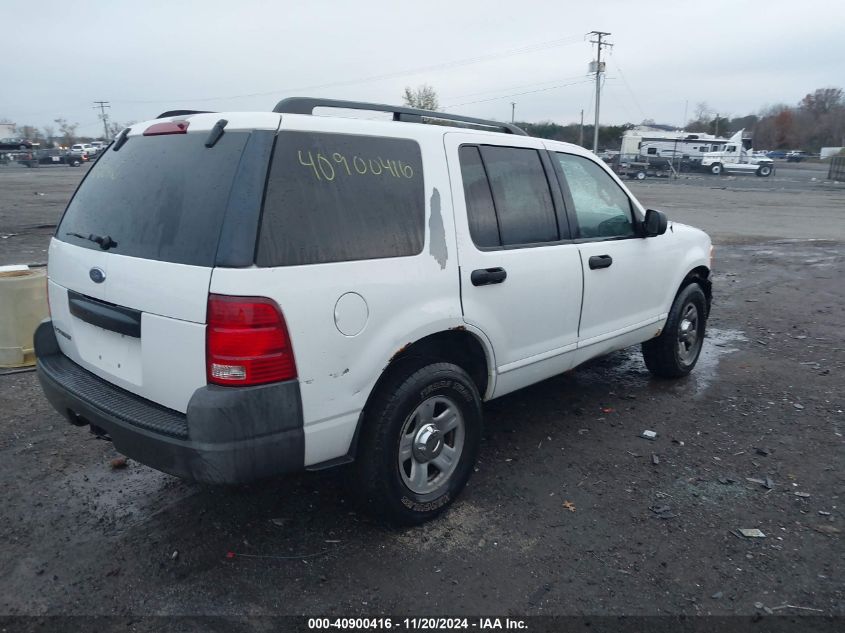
<box><xmin>471</xmin><ymin>267</ymin><xmax>507</xmax><ymax>286</ymax></box>
<box><xmin>588</xmin><ymin>254</ymin><xmax>613</xmax><ymax>270</ymax></box>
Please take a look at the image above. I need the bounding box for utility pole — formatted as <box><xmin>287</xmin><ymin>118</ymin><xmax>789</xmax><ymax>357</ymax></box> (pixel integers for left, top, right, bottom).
<box><xmin>511</xmin><ymin>102</ymin><xmax>516</xmax><ymax>124</ymax></box>
<box><xmin>93</xmin><ymin>101</ymin><xmax>110</xmax><ymax>140</ymax></box>
<box><xmin>579</xmin><ymin>109</ymin><xmax>584</xmax><ymax>147</ymax></box>
<box><xmin>588</xmin><ymin>31</ymin><xmax>612</xmax><ymax>153</ymax></box>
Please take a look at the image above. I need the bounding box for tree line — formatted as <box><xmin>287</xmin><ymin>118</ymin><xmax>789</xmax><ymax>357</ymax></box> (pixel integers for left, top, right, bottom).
<box><xmin>1</xmin><ymin>118</ymin><xmax>133</xmax><ymax>148</ymax></box>
<box><xmin>405</xmin><ymin>84</ymin><xmax>844</xmax><ymax>152</ymax></box>
<box><xmin>6</xmin><ymin>85</ymin><xmax>842</xmax><ymax>152</ymax></box>
<box><xmin>685</xmin><ymin>88</ymin><xmax>844</xmax><ymax>151</ymax></box>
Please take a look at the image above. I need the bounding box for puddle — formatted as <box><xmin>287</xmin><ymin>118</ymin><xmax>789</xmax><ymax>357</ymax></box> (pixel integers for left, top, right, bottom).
<box><xmin>576</xmin><ymin>327</ymin><xmax>746</xmax><ymax>397</ymax></box>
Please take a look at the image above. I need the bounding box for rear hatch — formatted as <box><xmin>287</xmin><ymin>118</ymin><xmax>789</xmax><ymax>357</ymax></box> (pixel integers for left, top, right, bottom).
<box><xmin>48</xmin><ymin>114</ymin><xmax>279</xmax><ymax>412</ymax></box>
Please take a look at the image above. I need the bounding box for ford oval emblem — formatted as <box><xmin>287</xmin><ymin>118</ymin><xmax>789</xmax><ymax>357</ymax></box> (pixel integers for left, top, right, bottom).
<box><xmin>89</xmin><ymin>267</ymin><xmax>106</xmax><ymax>283</ymax></box>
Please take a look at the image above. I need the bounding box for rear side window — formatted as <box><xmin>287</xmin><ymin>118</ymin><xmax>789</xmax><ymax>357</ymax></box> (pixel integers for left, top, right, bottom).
<box><xmin>58</xmin><ymin>131</ymin><xmax>251</xmax><ymax>266</ymax></box>
<box><xmin>458</xmin><ymin>146</ymin><xmax>499</xmax><ymax>247</ymax></box>
<box><xmin>257</xmin><ymin>131</ymin><xmax>424</xmax><ymax>267</ymax></box>
<box><xmin>477</xmin><ymin>145</ymin><xmax>558</xmax><ymax>246</ymax></box>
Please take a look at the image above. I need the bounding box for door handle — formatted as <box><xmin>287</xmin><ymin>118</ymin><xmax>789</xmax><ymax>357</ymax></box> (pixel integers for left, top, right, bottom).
<box><xmin>471</xmin><ymin>267</ymin><xmax>507</xmax><ymax>286</ymax></box>
<box><xmin>588</xmin><ymin>255</ymin><xmax>613</xmax><ymax>270</ymax></box>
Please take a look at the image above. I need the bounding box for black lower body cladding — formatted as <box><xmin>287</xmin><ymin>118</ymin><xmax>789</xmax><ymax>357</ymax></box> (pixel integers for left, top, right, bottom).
<box><xmin>34</xmin><ymin>320</ymin><xmax>304</xmax><ymax>484</ymax></box>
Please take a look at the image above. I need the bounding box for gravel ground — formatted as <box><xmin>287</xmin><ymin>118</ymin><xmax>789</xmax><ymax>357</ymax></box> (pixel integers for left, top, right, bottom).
<box><xmin>0</xmin><ymin>161</ymin><xmax>842</xmax><ymax>619</ymax></box>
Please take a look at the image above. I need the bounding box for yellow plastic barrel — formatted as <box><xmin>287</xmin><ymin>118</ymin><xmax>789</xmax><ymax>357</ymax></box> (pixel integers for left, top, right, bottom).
<box><xmin>0</xmin><ymin>267</ymin><xmax>49</xmax><ymax>367</ymax></box>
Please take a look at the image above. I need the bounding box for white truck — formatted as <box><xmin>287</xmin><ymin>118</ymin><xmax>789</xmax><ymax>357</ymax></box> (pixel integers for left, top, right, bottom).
<box><xmin>700</xmin><ymin>130</ymin><xmax>774</xmax><ymax>177</ymax></box>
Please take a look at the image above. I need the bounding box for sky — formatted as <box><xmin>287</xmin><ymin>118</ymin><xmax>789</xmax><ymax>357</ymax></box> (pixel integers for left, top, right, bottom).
<box><xmin>1</xmin><ymin>0</ymin><xmax>842</xmax><ymax>137</ymax></box>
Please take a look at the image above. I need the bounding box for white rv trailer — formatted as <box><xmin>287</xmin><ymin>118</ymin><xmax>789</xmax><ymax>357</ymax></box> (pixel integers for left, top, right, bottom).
<box><xmin>620</xmin><ymin>127</ymin><xmax>732</xmax><ymax>166</ymax></box>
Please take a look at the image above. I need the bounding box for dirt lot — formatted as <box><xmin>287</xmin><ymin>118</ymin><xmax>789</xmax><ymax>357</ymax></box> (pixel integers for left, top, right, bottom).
<box><xmin>0</xmin><ymin>161</ymin><xmax>842</xmax><ymax>619</ymax></box>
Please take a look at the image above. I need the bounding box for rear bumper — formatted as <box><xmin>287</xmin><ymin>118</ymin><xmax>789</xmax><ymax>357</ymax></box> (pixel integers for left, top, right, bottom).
<box><xmin>34</xmin><ymin>320</ymin><xmax>304</xmax><ymax>484</ymax></box>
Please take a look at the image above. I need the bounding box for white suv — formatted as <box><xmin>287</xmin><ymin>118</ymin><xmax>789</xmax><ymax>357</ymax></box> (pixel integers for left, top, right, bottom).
<box><xmin>36</xmin><ymin>98</ymin><xmax>713</xmax><ymax>524</ymax></box>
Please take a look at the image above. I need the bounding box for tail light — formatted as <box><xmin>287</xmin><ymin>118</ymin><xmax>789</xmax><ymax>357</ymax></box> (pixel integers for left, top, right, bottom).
<box><xmin>206</xmin><ymin>295</ymin><xmax>297</xmax><ymax>386</ymax></box>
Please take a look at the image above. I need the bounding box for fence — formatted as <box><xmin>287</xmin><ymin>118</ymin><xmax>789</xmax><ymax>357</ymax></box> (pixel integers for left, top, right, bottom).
<box><xmin>828</xmin><ymin>156</ymin><xmax>845</xmax><ymax>181</ymax></box>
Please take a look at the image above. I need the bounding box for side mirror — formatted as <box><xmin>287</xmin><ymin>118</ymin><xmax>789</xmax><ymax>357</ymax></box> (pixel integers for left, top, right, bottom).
<box><xmin>643</xmin><ymin>209</ymin><xmax>668</xmax><ymax>237</ymax></box>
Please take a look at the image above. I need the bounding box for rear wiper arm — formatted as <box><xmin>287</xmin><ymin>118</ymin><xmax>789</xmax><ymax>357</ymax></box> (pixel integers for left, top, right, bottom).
<box><xmin>66</xmin><ymin>232</ymin><xmax>118</xmax><ymax>250</ymax></box>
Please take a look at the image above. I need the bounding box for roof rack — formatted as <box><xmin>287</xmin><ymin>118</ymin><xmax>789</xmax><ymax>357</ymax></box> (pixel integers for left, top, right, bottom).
<box><xmin>157</xmin><ymin>110</ymin><xmax>214</xmax><ymax>119</ymax></box>
<box><xmin>272</xmin><ymin>97</ymin><xmax>527</xmax><ymax>136</ymax></box>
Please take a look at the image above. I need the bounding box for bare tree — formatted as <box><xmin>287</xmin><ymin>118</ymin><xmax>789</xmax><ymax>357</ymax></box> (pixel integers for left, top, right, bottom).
<box><xmin>42</xmin><ymin>125</ymin><xmax>55</xmax><ymax>147</ymax></box>
<box><xmin>54</xmin><ymin>118</ymin><xmax>79</xmax><ymax>147</ymax></box>
<box><xmin>107</xmin><ymin>120</ymin><xmax>135</xmax><ymax>138</ymax></box>
<box><xmin>402</xmin><ymin>85</ymin><xmax>439</xmax><ymax>111</ymax></box>
<box><xmin>694</xmin><ymin>102</ymin><xmax>713</xmax><ymax>122</ymax></box>
<box><xmin>17</xmin><ymin>124</ymin><xmax>38</xmax><ymax>140</ymax></box>
<box><xmin>800</xmin><ymin>88</ymin><xmax>843</xmax><ymax>117</ymax></box>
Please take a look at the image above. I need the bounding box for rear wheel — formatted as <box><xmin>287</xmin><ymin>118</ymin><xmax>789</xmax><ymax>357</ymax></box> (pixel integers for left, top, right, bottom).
<box><xmin>635</xmin><ymin>170</ymin><xmax>646</xmax><ymax>180</ymax></box>
<box><xmin>642</xmin><ymin>283</ymin><xmax>707</xmax><ymax>378</ymax></box>
<box><xmin>69</xmin><ymin>158</ymin><xmax>81</xmax><ymax>167</ymax></box>
<box><xmin>710</xmin><ymin>163</ymin><xmax>723</xmax><ymax>175</ymax></box>
<box><xmin>355</xmin><ymin>362</ymin><xmax>482</xmax><ymax>525</ymax></box>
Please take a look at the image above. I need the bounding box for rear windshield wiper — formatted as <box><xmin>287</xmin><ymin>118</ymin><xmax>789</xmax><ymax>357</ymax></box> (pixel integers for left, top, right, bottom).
<box><xmin>66</xmin><ymin>232</ymin><xmax>118</xmax><ymax>250</ymax></box>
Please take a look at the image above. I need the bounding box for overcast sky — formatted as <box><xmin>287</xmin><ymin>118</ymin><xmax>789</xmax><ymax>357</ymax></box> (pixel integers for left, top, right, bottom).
<box><xmin>2</xmin><ymin>0</ymin><xmax>842</xmax><ymax>136</ymax></box>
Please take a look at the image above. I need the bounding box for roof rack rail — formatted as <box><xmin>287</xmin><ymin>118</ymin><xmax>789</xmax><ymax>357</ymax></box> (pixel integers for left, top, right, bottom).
<box><xmin>272</xmin><ymin>97</ymin><xmax>527</xmax><ymax>136</ymax></box>
<box><xmin>157</xmin><ymin>110</ymin><xmax>214</xmax><ymax>119</ymax></box>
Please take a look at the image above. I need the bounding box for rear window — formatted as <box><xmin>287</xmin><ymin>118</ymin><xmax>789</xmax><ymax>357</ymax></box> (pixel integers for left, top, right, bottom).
<box><xmin>58</xmin><ymin>131</ymin><xmax>250</xmax><ymax>267</ymax></box>
<box><xmin>256</xmin><ymin>131</ymin><xmax>425</xmax><ymax>267</ymax></box>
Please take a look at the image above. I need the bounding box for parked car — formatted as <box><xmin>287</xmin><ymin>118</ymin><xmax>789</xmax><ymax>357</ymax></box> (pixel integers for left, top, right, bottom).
<box><xmin>68</xmin><ymin>144</ymin><xmax>91</xmax><ymax>161</ymax></box>
<box><xmin>767</xmin><ymin>150</ymin><xmax>787</xmax><ymax>159</ymax></box>
<box><xmin>89</xmin><ymin>140</ymin><xmax>108</xmax><ymax>153</ymax></box>
<box><xmin>0</xmin><ymin>137</ymin><xmax>33</xmax><ymax>150</ymax></box>
<box><xmin>786</xmin><ymin>151</ymin><xmax>808</xmax><ymax>162</ymax></box>
<box><xmin>24</xmin><ymin>148</ymin><xmax>85</xmax><ymax>167</ymax></box>
<box><xmin>35</xmin><ymin>98</ymin><xmax>713</xmax><ymax>524</ymax></box>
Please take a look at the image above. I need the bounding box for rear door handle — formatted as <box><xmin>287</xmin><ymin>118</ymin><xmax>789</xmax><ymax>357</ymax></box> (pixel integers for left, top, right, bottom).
<box><xmin>588</xmin><ymin>255</ymin><xmax>613</xmax><ymax>270</ymax></box>
<box><xmin>471</xmin><ymin>267</ymin><xmax>507</xmax><ymax>286</ymax></box>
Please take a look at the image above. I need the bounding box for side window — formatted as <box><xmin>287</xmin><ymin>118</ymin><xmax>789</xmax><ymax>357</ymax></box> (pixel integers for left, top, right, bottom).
<box><xmin>257</xmin><ymin>131</ymin><xmax>425</xmax><ymax>266</ymax></box>
<box><xmin>458</xmin><ymin>146</ymin><xmax>500</xmax><ymax>247</ymax></box>
<box><xmin>647</xmin><ymin>147</ymin><xmax>657</xmax><ymax>155</ymax></box>
<box><xmin>555</xmin><ymin>153</ymin><xmax>636</xmax><ymax>240</ymax></box>
<box><xmin>478</xmin><ymin>145</ymin><xmax>558</xmax><ymax>245</ymax></box>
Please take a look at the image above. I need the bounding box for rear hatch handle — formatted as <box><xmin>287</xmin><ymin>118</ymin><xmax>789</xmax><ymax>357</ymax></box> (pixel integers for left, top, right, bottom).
<box><xmin>68</xmin><ymin>290</ymin><xmax>142</xmax><ymax>338</ymax></box>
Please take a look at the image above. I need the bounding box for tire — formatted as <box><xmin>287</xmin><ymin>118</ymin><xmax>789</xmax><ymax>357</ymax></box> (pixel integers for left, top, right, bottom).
<box><xmin>756</xmin><ymin>164</ymin><xmax>772</xmax><ymax>177</ymax></box>
<box><xmin>642</xmin><ymin>283</ymin><xmax>708</xmax><ymax>378</ymax></box>
<box><xmin>355</xmin><ymin>362</ymin><xmax>482</xmax><ymax>525</ymax></box>
<box><xmin>710</xmin><ymin>163</ymin><xmax>723</xmax><ymax>175</ymax></box>
<box><xmin>635</xmin><ymin>171</ymin><xmax>646</xmax><ymax>180</ymax></box>
<box><xmin>69</xmin><ymin>158</ymin><xmax>81</xmax><ymax>167</ymax></box>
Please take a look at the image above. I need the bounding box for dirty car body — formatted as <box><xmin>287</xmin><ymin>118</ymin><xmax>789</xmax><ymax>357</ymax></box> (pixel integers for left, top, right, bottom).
<box><xmin>36</xmin><ymin>99</ymin><xmax>713</xmax><ymax>523</ymax></box>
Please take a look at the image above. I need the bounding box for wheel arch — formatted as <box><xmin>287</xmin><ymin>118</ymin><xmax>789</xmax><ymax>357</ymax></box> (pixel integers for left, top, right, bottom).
<box><xmin>677</xmin><ymin>265</ymin><xmax>712</xmax><ymax>317</ymax></box>
<box><xmin>343</xmin><ymin>327</ymin><xmax>493</xmax><ymax>463</ymax></box>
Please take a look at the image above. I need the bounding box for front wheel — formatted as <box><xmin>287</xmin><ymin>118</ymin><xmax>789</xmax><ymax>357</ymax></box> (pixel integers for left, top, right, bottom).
<box><xmin>710</xmin><ymin>163</ymin><xmax>723</xmax><ymax>175</ymax></box>
<box><xmin>642</xmin><ymin>283</ymin><xmax>708</xmax><ymax>378</ymax></box>
<box><xmin>355</xmin><ymin>362</ymin><xmax>482</xmax><ymax>525</ymax></box>
<box><xmin>756</xmin><ymin>164</ymin><xmax>772</xmax><ymax>177</ymax></box>
<box><xmin>635</xmin><ymin>170</ymin><xmax>646</xmax><ymax>180</ymax></box>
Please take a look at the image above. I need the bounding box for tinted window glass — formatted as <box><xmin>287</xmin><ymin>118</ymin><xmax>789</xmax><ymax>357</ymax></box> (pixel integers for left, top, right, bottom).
<box><xmin>479</xmin><ymin>145</ymin><xmax>558</xmax><ymax>245</ymax></box>
<box><xmin>257</xmin><ymin>131</ymin><xmax>424</xmax><ymax>266</ymax></box>
<box><xmin>58</xmin><ymin>132</ymin><xmax>251</xmax><ymax>266</ymax></box>
<box><xmin>556</xmin><ymin>153</ymin><xmax>635</xmax><ymax>239</ymax></box>
<box><xmin>458</xmin><ymin>145</ymin><xmax>499</xmax><ymax>247</ymax></box>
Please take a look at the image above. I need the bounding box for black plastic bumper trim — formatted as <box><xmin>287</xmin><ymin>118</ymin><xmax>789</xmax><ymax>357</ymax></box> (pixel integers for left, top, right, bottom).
<box><xmin>34</xmin><ymin>320</ymin><xmax>305</xmax><ymax>483</ymax></box>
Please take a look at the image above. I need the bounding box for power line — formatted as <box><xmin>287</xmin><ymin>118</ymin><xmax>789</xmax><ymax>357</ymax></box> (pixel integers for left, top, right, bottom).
<box><xmin>443</xmin><ymin>79</ymin><xmax>594</xmax><ymax>109</ymax></box>
<box><xmin>113</xmin><ymin>34</ymin><xmax>586</xmax><ymax>105</ymax></box>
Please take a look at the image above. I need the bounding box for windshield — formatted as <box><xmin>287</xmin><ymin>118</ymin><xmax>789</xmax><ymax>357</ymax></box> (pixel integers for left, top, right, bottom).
<box><xmin>58</xmin><ymin>131</ymin><xmax>250</xmax><ymax>267</ymax></box>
